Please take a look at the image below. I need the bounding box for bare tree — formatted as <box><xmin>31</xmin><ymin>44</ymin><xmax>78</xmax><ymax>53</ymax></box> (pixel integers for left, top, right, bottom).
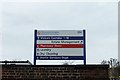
<box><xmin>101</xmin><ymin>60</ymin><xmax>107</xmax><ymax>64</ymax></box>
<box><xmin>62</xmin><ymin>60</ymin><xmax>74</xmax><ymax>65</ymax></box>
<box><xmin>101</xmin><ymin>58</ymin><xmax>120</xmax><ymax>79</ymax></box>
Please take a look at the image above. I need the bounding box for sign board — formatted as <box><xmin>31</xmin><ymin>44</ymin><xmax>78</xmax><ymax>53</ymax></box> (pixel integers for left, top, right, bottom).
<box><xmin>34</xmin><ymin>30</ymin><xmax>86</xmax><ymax>65</ymax></box>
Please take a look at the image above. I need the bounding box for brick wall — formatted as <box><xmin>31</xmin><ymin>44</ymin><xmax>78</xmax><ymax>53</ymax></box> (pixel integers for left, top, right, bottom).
<box><xmin>1</xmin><ymin>65</ymin><xmax>109</xmax><ymax>80</ymax></box>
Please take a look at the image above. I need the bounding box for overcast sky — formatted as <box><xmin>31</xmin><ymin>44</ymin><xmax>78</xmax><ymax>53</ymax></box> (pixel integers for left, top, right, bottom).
<box><xmin>0</xmin><ymin>0</ymin><xmax>118</xmax><ymax>65</ymax></box>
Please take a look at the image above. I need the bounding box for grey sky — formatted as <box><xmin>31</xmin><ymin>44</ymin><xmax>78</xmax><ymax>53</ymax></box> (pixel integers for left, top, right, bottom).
<box><xmin>1</xmin><ymin>1</ymin><xmax>118</xmax><ymax>65</ymax></box>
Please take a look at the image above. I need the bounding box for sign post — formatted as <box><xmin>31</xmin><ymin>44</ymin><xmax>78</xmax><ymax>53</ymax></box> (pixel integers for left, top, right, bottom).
<box><xmin>83</xmin><ymin>30</ymin><xmax>86</xmax><ymax>65</ymax></box>
<box><xmin>34</xmin><ymin>30</ymin><xmax>86</xmax><ymax>65</ymax></box>
<box><xmin>34</xmin><ymin>30</ymin><xmax>37</xmax><ymax>65</ymax></box>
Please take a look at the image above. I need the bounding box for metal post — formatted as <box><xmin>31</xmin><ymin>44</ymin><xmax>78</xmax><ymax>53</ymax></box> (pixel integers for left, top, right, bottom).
<box><xmin>83</xmin><ymin>30</ymin><xmax>86</xmax><ymax>65</ymax></box>
<box><xmin>34</xmin><ymin>30</ymin><xmax>37</xmax><ymax>65</ymax></box>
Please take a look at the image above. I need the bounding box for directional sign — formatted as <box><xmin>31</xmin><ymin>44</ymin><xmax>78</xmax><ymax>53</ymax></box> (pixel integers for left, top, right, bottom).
<box><xmin>34</xmin><ymin>30</ymin><xmax>86</xmax><ymax>65</ymax></box>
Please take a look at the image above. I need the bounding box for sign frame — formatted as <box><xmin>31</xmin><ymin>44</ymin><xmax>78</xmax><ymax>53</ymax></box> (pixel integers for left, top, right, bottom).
<box><xmin>34</xmin><ymin>30</ymin><xmax>86</xmax><ymax>65</ymax></box>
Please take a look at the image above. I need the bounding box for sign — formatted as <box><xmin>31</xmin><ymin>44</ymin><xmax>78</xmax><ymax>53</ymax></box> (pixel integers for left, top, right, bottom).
<box><xmin>34</xmin><ymin>30</ymin><xmax>86</xmax><ymax>65</ymax></box>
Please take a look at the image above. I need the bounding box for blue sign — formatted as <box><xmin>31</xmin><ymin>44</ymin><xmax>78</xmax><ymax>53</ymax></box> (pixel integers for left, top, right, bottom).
<box><xmin>34</xmin><ymin>30</ymin><xmax>86</xmax><ymax>65</ymax></box>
